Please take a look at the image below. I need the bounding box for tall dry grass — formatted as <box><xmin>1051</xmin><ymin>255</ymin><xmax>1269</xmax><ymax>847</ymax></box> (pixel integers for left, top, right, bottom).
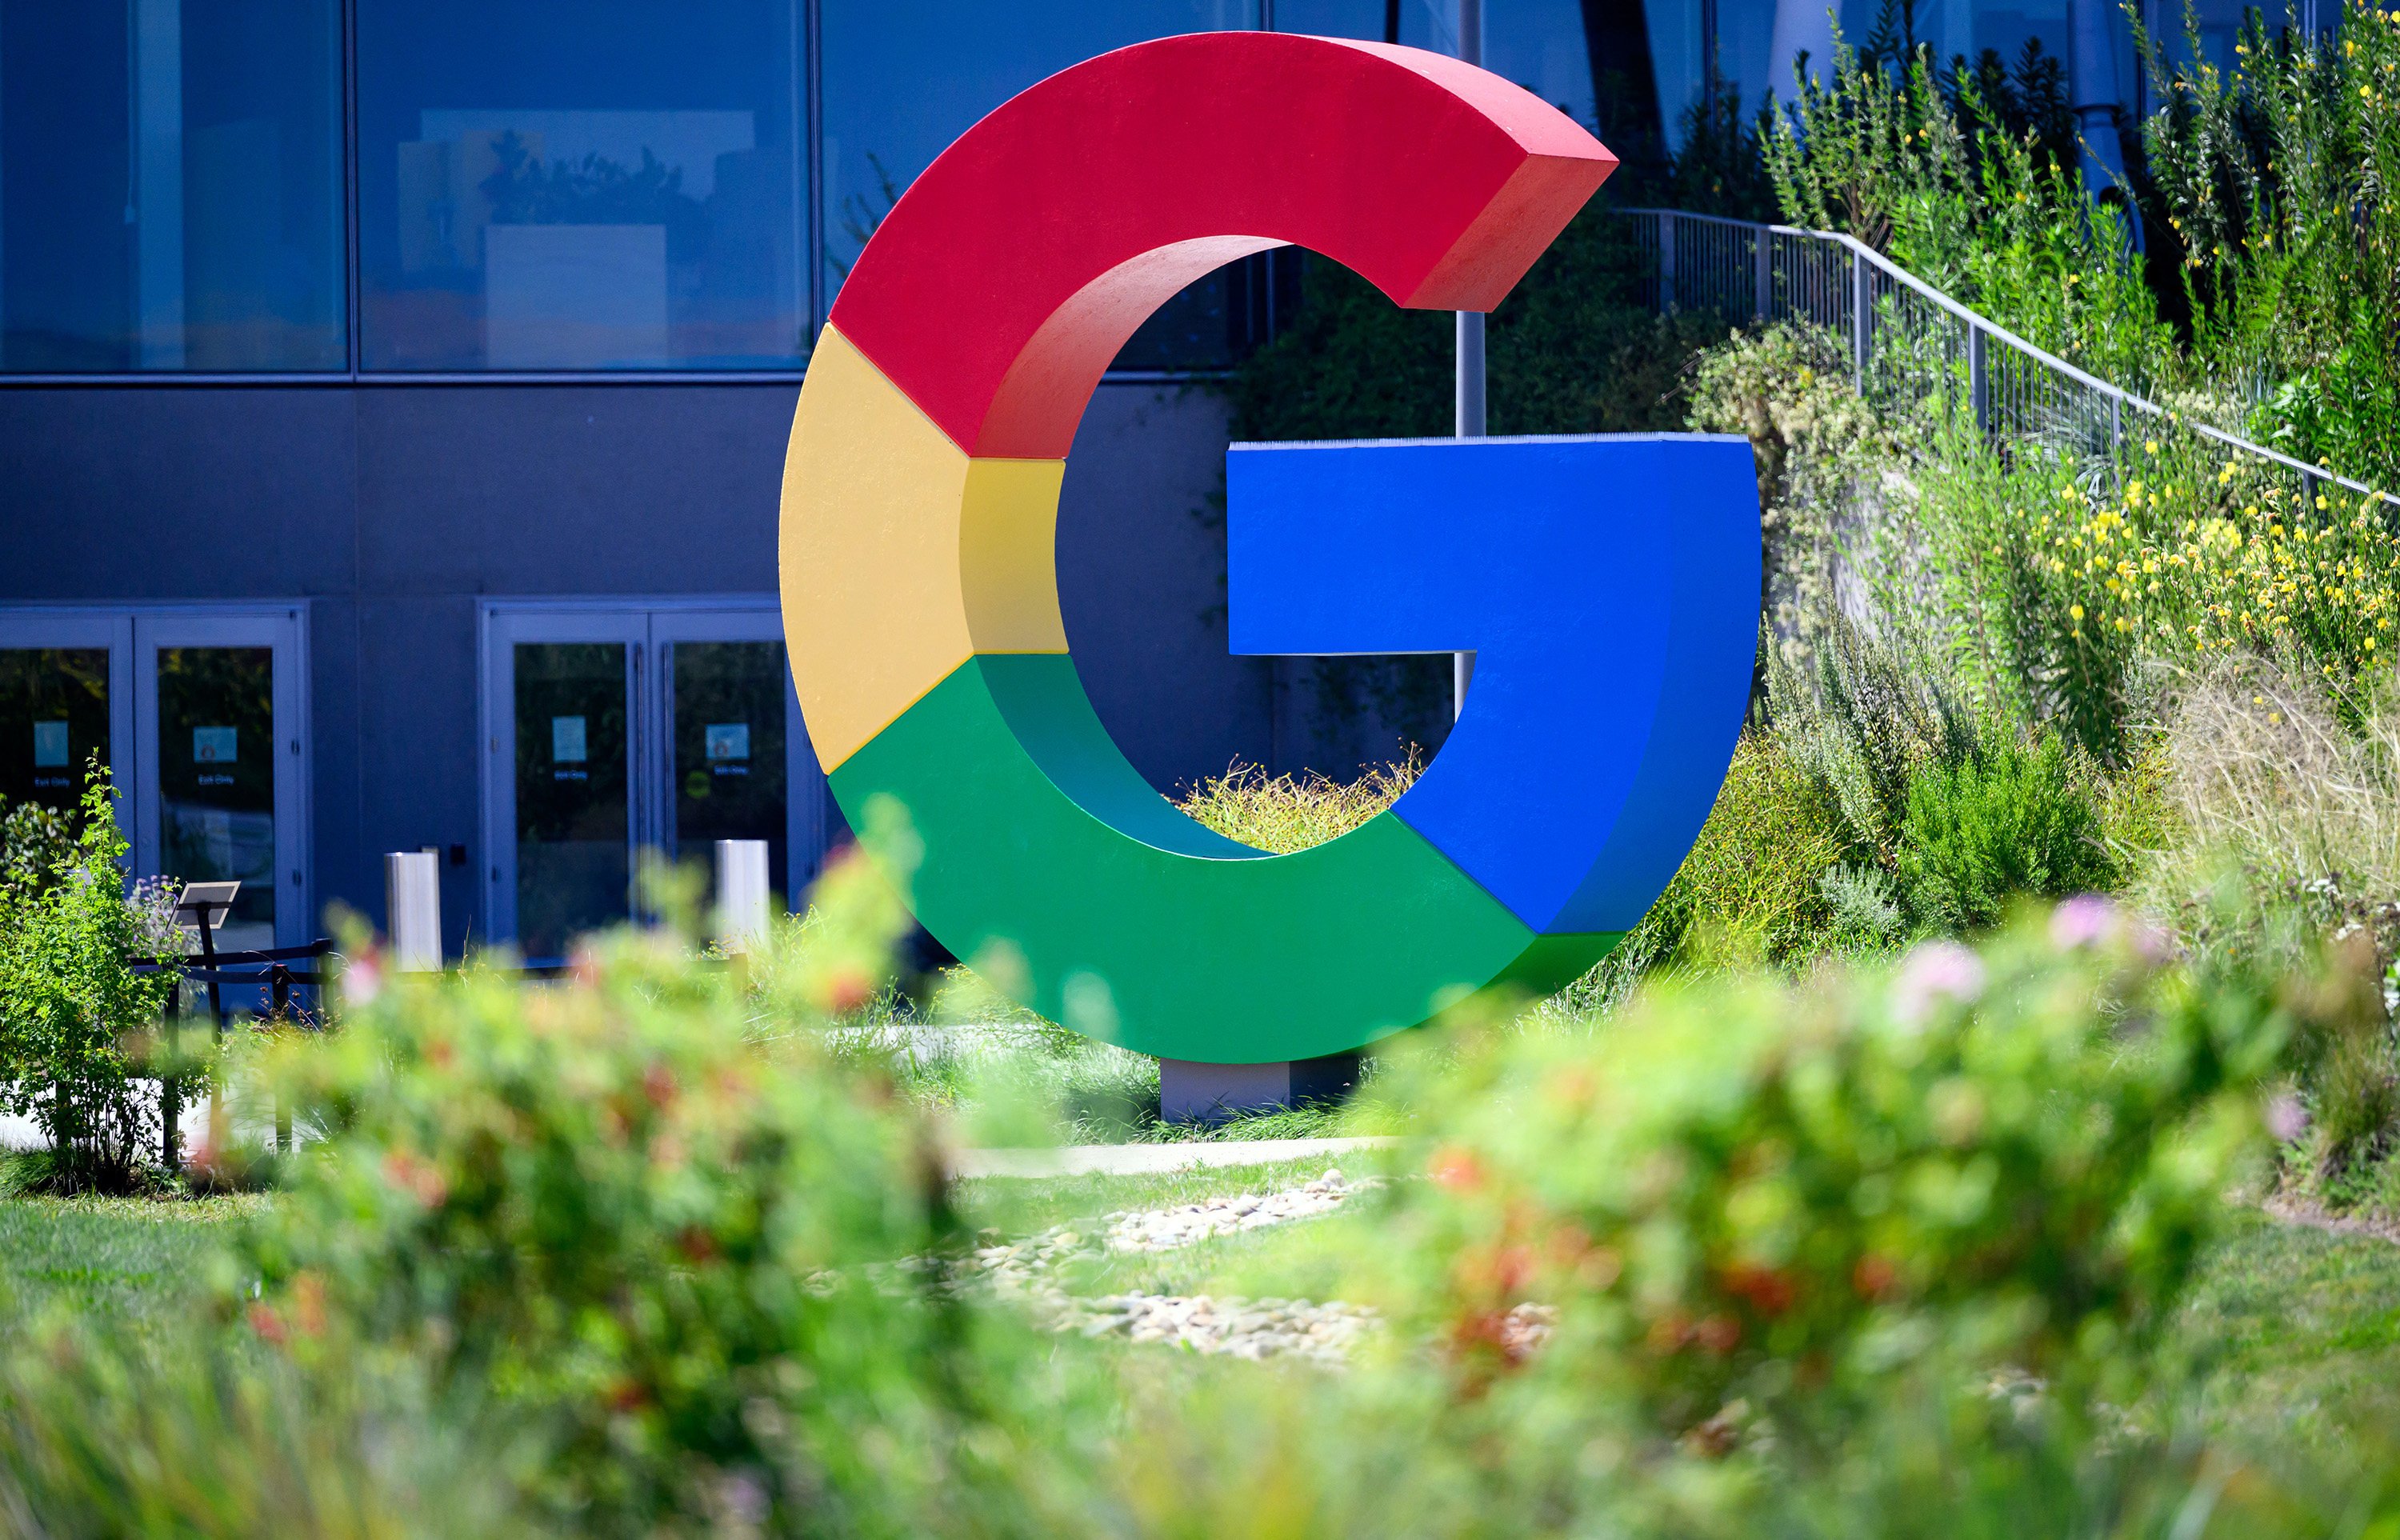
<box><xmin>1175</xmin><ymin>752</ymin><xmax>1421</xmax><ymax>854</ymax></box>
<box><xmin>2149</xmin><ymin>656</ymin><xmax>2400</xmax><ymax>912</ymax></box>
<box><xmin>2143</xmin><ymin>654</ymin><xmax>2400</xmax><ymax>1184</ymax></box>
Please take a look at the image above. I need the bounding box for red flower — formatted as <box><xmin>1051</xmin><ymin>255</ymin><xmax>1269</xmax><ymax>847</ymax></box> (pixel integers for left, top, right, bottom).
<box><xmin>1694</xmin><ymin>1314</ymin><xmax>1743</xmax><ymax>1355</ymax></box>
<box><xmin>823</xmin><ymin>966</ymin><xmax>876</xmax><ymax>1014</ymax></box>
<box><xmin>1721</xmin><ymin>1261</ymin><xmax>1799</xmax><ymax>1316</ymax></box>
<box><xmin>1428</xmin><ymin>1145</ymin><xmax>1484</xmax><ymax>1192</ymax></box>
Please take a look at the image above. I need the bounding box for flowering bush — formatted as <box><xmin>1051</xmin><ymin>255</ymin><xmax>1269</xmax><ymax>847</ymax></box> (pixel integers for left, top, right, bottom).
<box><xmin>1369</xmin><ymin>901</ymin><xmax>2290</xmax><ymax>1452</ymax></box>
<box><xmin>223</xmin><ymin>844</ymin><xmax>1089</xmax><ymax>1534</ymax></box>
<box><xmin>2034</xmin><ymin>438</ymin><xmax>2400</xmax><ymax>690</ymax></box>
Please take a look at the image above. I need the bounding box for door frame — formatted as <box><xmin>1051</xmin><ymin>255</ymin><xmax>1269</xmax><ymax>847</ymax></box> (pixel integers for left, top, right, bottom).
<box><xmin>478</xmin><ymin>596</ymin><xmax>821</xmax><ymax>957</ymax></box>
<box><xmin>478</xmin><ymin>605</ymin><xmax>647</xmax><ymax>957</ymax></box>
<box><xmin>0</xmin><ymin>608</ymin><xmax>137</xmax><ymax>837</ymax></box>
<box><xmin>0</xmin><ymin>603</ymin><xmax>310</xmax><ymax>947</ymax></box>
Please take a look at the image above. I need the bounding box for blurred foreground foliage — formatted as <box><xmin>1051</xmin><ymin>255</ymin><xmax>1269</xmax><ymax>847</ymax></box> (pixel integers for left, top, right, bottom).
<box><xmin>2</xmin><ymin>827</ymin><xmax>2396</xmax><ymax>1535</ymax></box>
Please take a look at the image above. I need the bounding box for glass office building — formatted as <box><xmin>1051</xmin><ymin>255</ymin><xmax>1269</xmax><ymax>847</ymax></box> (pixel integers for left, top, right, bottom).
<box><xmin>0</xmin><ymin>0</ymin><xmax>2151</xmax><ymax>962</ymax></box>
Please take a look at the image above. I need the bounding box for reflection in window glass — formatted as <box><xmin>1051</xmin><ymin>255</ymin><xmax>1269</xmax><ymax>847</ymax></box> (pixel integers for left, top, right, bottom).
<box><xmin>670</xmin><ymin>642</ymin><xmax>787</xmax><ymax>901</ymax></box>
<box><xmin>821</xmin><ymin>0</ymin><xmax>1261</xmax><ymax>368</ymax></box>
<box><xmin>0</xmin><ymin>0</ymin><xmax>345</xmax><ymax>372</ymax></box>
<box><xmin>1274</xmin><ymin>2</ymin><xmax>1607</xmax><ymax>134</ymax></box>
<box><xmin>157</xmin><ymin>647</ymin><xmax>276</xmax><ymax>950</ymax></box>
<box><xmin>514</xmin><ymin>642</ymin><xmax>629</xmax><ymax>962</ymax></box>
<box><xmin>0</xmin><ymin>650</ymin><xmax>109</xmax><ymax>816</ymax></box>
<box><xmin>358</xmin><ymin>1</ymin><xmax>808</xmax><ymax>371</ymax></box>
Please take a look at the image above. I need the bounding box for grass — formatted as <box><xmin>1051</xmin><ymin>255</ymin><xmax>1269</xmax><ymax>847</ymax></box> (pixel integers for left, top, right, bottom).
<box><xmin>6</xmin><ymin>1170</ymin><xmax>2395</xmax><ymax>1454</ymax></box>
<box><xmin>2174</xmin><ymin>1206</ymin><xmax>2400</xmax><ymax>1456</ymax></box>
<box><xmin>0</xmin><ymin>1194</ymin><xmax>256</xmax><ymax>1336</ymax></box>
<box><xmin>1176</xmin><ymin>755</ymin><xmax>1418</xmax><ymax>855</ymax></box>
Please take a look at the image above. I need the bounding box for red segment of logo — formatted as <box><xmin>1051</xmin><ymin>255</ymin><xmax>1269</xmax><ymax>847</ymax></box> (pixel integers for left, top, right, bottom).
<box><xmin>828</xmin><ymin>32</ymin><xmax>1618</xmax><ymax>460</ymax></box>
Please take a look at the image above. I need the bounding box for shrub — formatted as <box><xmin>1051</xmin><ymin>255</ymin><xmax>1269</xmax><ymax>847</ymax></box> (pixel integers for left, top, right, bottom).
<box><xmin>1685</xmin><ymin>322</ymin><xmax>1890</xmax><ymax>654</ymax></box>
<box><xmin>1897</xmin><ymin>731</ymin><xmax>2115</xmax><ymax>931</ymax></box>
<box><xmin>1368</xmin><ymin>902</ymin><xmax>2288</xmax><ymax>1471</ymax></box>
<box><xmin>0</xmin><ymin>767</ymin><xmax>178</xmax><ymax>1194</ymax></box>
<box><xmin>225</xmin><ymin>846</ymin><xmax>1094</xmax><ymax>1534</ymax></box>
<box><xmin>1764</xmin><ymin>30</ymin><xmax>2171</xmax><ymax>386</ymax></box>
<box><xmin>1766</xmin><ymin>610</ymin><xmax>1981</xmax><ymax>865</ymax></box>
<box><xmin>2142</xmin><ymin>0</ymin><xmax>2400</xmax><ymax>489</ymax></box>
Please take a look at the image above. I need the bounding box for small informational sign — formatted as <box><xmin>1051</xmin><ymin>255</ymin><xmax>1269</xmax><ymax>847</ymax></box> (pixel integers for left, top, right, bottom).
<box><xmin>194</xmin><ymin>726</ymin><xmax>238</xmax><ymax>763</ymax></box>
<box><xmin>551</xmin><ymin>716</ymin><xmax>587</xmax><ymax>763</ymax></box>
<box><xmin>31</xmin><ymin>721</ymin><xmax>68</xmax><ymax>768</ymax></box>
<box><xmin>705</xmin><ymin>722</ymin><xmax>750</xmax><ymax>762</ymax></box>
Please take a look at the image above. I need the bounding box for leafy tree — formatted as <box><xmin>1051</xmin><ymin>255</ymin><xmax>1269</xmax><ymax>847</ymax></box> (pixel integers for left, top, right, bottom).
<box><xmin>0</xmin><ymin>766</ymin><xmax>175</xmax><ymax>1193</ymax></box>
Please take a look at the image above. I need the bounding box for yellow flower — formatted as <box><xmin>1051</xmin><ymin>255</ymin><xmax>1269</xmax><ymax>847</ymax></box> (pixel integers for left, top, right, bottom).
<box><xmin>2070</xmin><ymin>604</ymin><xmax>2086</xmax><ymax>622</ymax></box>
<box><xmin>2144</xmin><ymin>439</ymin><xmax>2159</xmax><ymax>455</ymax></box>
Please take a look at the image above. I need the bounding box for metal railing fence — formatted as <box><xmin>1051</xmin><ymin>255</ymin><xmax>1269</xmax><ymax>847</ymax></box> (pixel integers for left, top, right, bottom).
<box><xmin>1623</xmin><ymin>207</ymin><xmax>2397</xmax><ymax>513</ymax></box>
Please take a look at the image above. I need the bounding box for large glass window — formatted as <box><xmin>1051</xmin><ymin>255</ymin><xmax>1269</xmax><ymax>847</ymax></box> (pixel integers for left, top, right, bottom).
<box><xmin>821</xmin><ymin>0</ymin><xmax>1259</xmax><ymax>369</ymax></box>
<box><xmin>0</xmin><ymin>0</ymin><xmax>345</xmax><ymax>372</ymax></box>
<box><xmin>1274</xmin><ymin>2</ymin><xmax>1614</xmax><ymax>133</ymax></box>
<box><xmin>358</xmin><ymin>0</ymin><xmax>809</xmax><ymax>371</ymax></box>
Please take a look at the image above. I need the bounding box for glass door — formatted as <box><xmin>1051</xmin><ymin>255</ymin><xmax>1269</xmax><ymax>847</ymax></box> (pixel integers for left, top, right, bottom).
<box><xmin>134</xmin><ymin>612</ymin><xmax>311</xmax><ymax>952</ymax></box>
<box><xmin>654</xmin><ymin>608</ymin><xmax>794</xmax><ymax>894</ymax></box>
<box><xmin>0</xmin><ymin>607</ymin><xmax>306</xmax><ymax>950</ymax></box>
<box><xmin>0</xmin><ymin>613</ymin><xmax>132</xmax><ymax>824</ymax></box>
<box><xmin>481</xmin><ymin>601</ymin><xmax>818</xmax><ymax>965</ymax></box>
<box><xmin>482</xmin><ymin>611</ymin><xmax>644</xmax><ymax>964</ymax></box>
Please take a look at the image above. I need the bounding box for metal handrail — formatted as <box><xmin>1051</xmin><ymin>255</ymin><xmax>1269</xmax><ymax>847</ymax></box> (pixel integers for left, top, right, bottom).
<box><xmin>1621</xmin><ymin>206</ymin><xmax>2398</xmax><ymax>511</ymax></box>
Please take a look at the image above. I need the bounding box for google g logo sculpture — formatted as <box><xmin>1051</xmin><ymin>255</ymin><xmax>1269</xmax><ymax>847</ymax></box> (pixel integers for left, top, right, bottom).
<box><xmin>781</xmin><ymin>33</ymin><xmax>1760</xmax><ymax>1065</ymax></box>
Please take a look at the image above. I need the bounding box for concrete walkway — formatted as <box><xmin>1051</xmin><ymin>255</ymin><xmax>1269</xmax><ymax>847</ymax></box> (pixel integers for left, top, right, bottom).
<box><xmin>954</xmin><ymin>1136</ymin><xmax>1397</xmax><ymax>1180</ymax></box>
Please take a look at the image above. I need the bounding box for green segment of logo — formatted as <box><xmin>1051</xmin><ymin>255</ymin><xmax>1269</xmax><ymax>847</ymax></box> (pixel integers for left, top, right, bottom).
<box><xmin>830</xmin><ymin>653</ymin><xmax>1620</xmax><ymax>1063</ymax></box>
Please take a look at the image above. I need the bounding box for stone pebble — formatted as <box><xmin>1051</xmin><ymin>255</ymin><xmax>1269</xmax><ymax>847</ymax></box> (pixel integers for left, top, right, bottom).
<box><xmin>1074</xmin><ymin>1292</ymin><xmax>1379</xmax><ymax>1363</ymax></box>
<box><xmin>962</xmin><ymin>1167</ymin><xmax>1389</xmax><ymax>1362</ymax></box>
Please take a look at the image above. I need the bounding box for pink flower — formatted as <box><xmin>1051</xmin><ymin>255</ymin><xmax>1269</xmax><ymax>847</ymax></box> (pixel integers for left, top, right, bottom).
<box><xmin>2266</xmin><ymin>1092</ymin><xmax>2310</xmax><ymax>1144</ymax></box>
<box><xmin>1892</xmin><ymin>942</ymin><xmax>1987</xmax><ymax>1026</ymax></box>
<box><xmin>2049</xmin><ymin>894</ymin><xmax>2173</xmax><ymax>965</ymax></box>
<box><xmin>345</xmin><ymin>946</ymin><xmax>383</xmax><ymax>1007</ymax></box>
<box><xmin>2049</xmin><ymin>894</ymin><xmax>2118</xmax><ymax>950</ymax></box>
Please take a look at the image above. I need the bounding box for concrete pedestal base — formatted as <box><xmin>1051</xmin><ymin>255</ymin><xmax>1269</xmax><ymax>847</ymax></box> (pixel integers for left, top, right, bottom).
<box><xmin>1159</xmin><ymin>1053</ymin><xmax>1362</xmax><ymax>1125</ymax></box>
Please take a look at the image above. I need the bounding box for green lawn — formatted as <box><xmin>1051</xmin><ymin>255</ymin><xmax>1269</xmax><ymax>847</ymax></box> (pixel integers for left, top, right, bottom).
<box><xmin>2174</xmin><ymin>1207</ymin><xmax>2400</xmax><ymax>1454</ymax></box>
<box><xmin>0</xmin><ymin>1195</ymin><xmax>258</xmax><ymax>1343</ymax></box>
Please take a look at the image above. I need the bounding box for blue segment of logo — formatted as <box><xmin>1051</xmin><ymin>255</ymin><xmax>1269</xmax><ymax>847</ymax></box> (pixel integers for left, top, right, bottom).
<box><xmin>1224</xmin><ymin>434</ymin><xmax>1762</xmax><ymax>934</ymax></box>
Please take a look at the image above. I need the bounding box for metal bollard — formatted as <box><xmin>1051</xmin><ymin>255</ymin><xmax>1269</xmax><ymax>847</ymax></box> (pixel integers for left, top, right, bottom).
<box><xmin>384</xmin><ymin>850</ymin><xmax>442</xmax><ymax>971</ymax></box>
<box><xmin>714</xmin><ymin>839</ymin><xmax>772</xmax><ymax>954</ymax></box>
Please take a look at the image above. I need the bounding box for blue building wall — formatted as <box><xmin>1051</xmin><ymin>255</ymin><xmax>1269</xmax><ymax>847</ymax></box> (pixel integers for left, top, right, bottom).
<box><xmin>0</xmin><ymin>378</ymin><xmax>1254</xmax><ymax>947</ymax></box>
